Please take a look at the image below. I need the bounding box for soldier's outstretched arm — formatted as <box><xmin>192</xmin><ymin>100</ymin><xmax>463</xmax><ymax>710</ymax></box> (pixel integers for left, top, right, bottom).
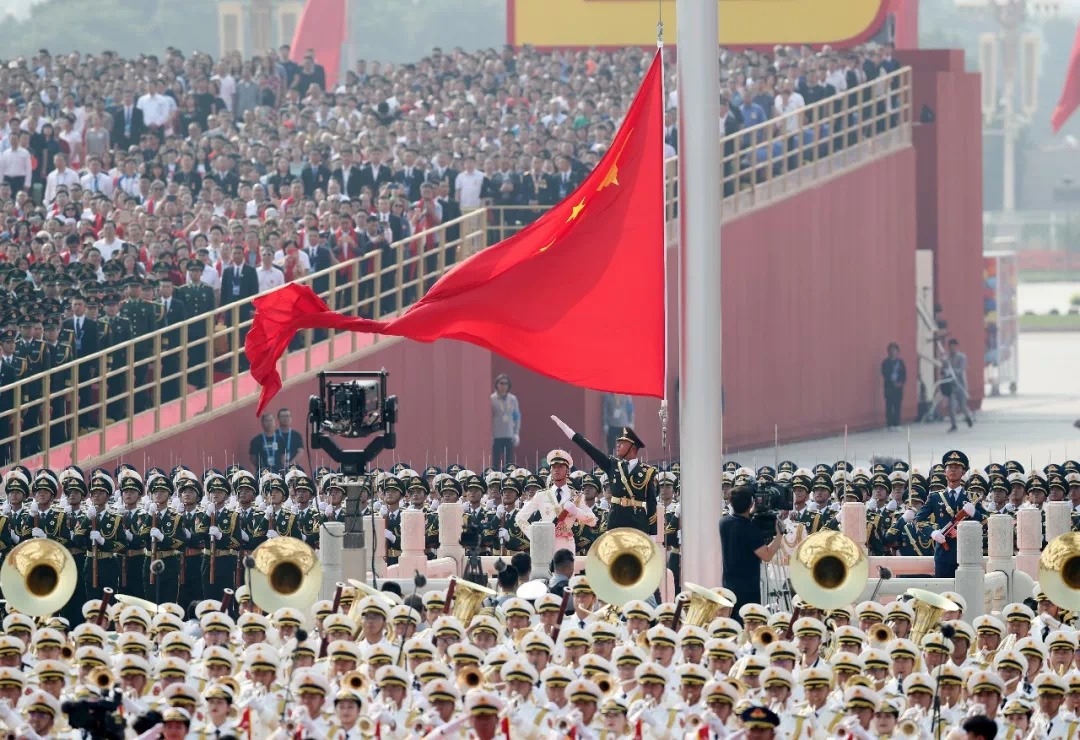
<box><xmin>551</xmin><ymin>415</ymin><xmax>610</xmax><ymax>472</ymax></box>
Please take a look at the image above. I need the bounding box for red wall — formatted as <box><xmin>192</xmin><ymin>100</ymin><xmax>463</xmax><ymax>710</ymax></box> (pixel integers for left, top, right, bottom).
<box><xmin>900</xmin><ymin>49</ymin><xmax>985</xmax><ymax>408</ymax></box>
<box><xmin>95</xmin><ymin>340</ymin><xmax>495</xmax><ymax>474</ymax></box>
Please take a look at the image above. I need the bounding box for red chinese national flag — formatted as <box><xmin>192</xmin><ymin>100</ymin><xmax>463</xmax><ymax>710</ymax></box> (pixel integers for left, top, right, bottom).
<box><xmin>246</xmin><ymin>51</ymin><xmax>667</xmax><ymax>416</ymax></box>
<box><xmin>1053</xmin><ymin>21</ymin><xmax>1080</xmax><ymax>133</ymax></box>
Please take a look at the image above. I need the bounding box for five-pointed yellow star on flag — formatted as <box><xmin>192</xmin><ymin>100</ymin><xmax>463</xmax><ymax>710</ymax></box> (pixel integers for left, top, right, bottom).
<box><xmin>567</xmin><ymin>197</ymin><xmax>586</xmax><ymax>222</ymax></box>
<box><xmin>597</xmin><ymin>128</ymin><xmax>634</xmax><ymax>192</ymax></box>
<box><xmin>538</xmin><ymin>239</ymin><xmax>556</xmax><ymax>253</ymax></box>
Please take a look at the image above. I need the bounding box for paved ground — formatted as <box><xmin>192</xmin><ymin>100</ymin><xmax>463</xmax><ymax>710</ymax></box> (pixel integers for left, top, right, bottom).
<box><xmin>731</xmin><ymin>332</ymin><xmax>1080</xmax><ymax>471</ymax></box>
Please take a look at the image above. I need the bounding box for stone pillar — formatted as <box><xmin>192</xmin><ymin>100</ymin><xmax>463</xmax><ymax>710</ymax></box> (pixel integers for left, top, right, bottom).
<box><xmin>955</xmin><ymin>520</ymin><xmax>986</xmax><ymax>620</ymax></box>
<box><xmin>986</xmin><ymin>515</ymin><xmax>1015</xmax><ymax>577</ymax></box>
<box><xmin>528</xmin><ymin>522</ymin><xmax>556</xmax><ymax>580</ymax></box>
<box><xmin>319</xmin><ymin>522</ymin><xmax>345</xmax><ymax>602</ymax></box>
<box><xmin>436</xmin><ymin>503</ymin><xmax>465</xmax><ymax>571</ymax></box>
<box><xmin>1015</xmin><ymin>508</ymin><xmax>1042</xmax><ymax>580</ymax></box>
<box><xmin>366</xmin><ymin>515</ymin><xmax>386</xmax><ymax>580</ymax></box>
<box><xmin>840</xmin><ymin>503</ymin><xmax>867</xmax><ymax>549</ymax></box>
<box><xmin>396</xmin><ymin>510</ymin><xmax>429</xmax><ymax>576</ymax></box>
<box><xmin>1045</xmin><ymin>502</ymin><xmax>1071</xmax><ymax>545</ymax></box>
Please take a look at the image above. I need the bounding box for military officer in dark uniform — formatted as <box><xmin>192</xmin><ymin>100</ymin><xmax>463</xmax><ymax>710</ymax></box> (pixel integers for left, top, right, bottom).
<box><xmin>0</xmin><ymin>329</ymin><xmax>27</xmax><ymax>464</ymax></box>
<box><xmin>156</xmin><ymin>276</ymin><xmax>188</xmax><ymax>403</ymax></box>
<box><xmin>426</xmin><ymin>476</ymin><xmax>457</xmax><ymax>557</ymax></box>
<box><xmin>552</xmin><ymin>417</ymin><xmax>658</xmax><ymax>536</ymax></box>
<box><xmin>121</xmin><ymin>277</ymin><xmax>161</xmax><ymax>413</ymax></box>
<box><xmin>15</xmin><ymin>317</ymin><xmax>47</xmax><ymax>455</ymax></box>
<box><xmin>915</xmin><ymin>450</ymin><xmax>985</xmax><ymax>578</ymax></box>
<box><xmin>883</xmin><ymin>487</ymin><xmax>934</xmax><ymax>557</ymax></box>
<box><xmin>178</xmin><ymin>261</ymin><xmax>217</xmax><ymax>389</ymax></box>
<box><xmin>382</xmin><ymin>475</ymin><xmax>404</xmax><ymax>566</ymax></box>
<box><xmin>178</xmin><ymin>476</ymin><xmax>208</xmax><ymax>609</ymax></box>
<box><xmin>201</xmin><ymin>474</ymin><xmax>242</xmax><ymax>602</ymax></box>
<box><xmin>496</xmin><ymin>477</ymin><xmax>529</xmax><ymax>556</ymax></box>
<box><xmin>58</xmin><ymin>472</ymin><xmax>88</xmax><ymax>625</ymax></box>
<box><xmin>461</xmin><ymin>474</ymin><xmax>494</xmax><ymax>555</ymax></box>
<box><xmin>143</xmin><ymin>474</ymin><xmax>184</xmax><ymax>605</ymax></box>
<box><xmin>117</xmin><ymin>475</ymin><xmax>147</xmax><ymax>599</ymax></box>
<box><xmin>100</xmin><ymin>293</ymin><xmax>133</xmax><ymax>424</ymax></box>
<box><xmin>265</xmin><ymin>475</ymin><xmax>298</xmax><ymax>539</ymax></box>
<box><xmin>573</xmin><ymin>472</ymin><xmax>607</xmax><ymax>555</ymax></box>
<box><xmin>73</xmin><ymin>480</ymin><xmax>126</xmax><ymax>601</ymax></box>
<box><xmin>234</xmin><ymin>471</ymin><xmax>267</xmax><ymax>588</ymax></box>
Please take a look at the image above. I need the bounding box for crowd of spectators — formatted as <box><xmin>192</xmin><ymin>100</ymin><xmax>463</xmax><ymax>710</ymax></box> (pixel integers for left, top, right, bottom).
<box><xmin>0</xmin><ymin>40</ymin><xmax>899</xmax><ymax>461</ymax></box>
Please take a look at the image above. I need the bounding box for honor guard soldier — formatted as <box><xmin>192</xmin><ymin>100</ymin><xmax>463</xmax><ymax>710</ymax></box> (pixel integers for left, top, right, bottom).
<box><xmin>6</xmin><ymin>470</ymin><xmax>34</xmax><ymax>545</ymax></box>
<box><xmin>142</xmin><ymin>474</ymin><xmax>184</xmax><ymax>605</ymax></box>
<box><xmin>658</xmin><ymin>472</ymin><xmax>681</xmax><ymax>588</ymax></box>
<box><xmin>495</xmin><ymin>477</ymin><xmax>529</xmax><ymax>556</ymax></box>
<box><xmin>200</xmin><ymin>474</ymin><xmax>241</xmax><ymax>601</ymax></box>
<box><xmin>15</xmin><ymin>316</ymin><xmax>46</xmax><ymax>455</ymax></box>
<box><xmin>573</xmin><ymin>473</ymin><xmax>607</xmax><ymax>555</ymax></box>
<box><xmin>264</xmin><ymin>475</ymin><xmax>298</xmax><ymax>539</ymax></box>
<box><xmin>915</xmin><ymin>450</ymin><xmax>985</xmax><ymax>578</ymax></box>
<box><xmin>291</xmin><ymin>475</ymin><xmax>324</xmax><ymax>549</ymax></box>
<box><xmin>460</xmin><ymin>474</ymin><xmax>494</xmax><ymax>556</ymax></box>
<box><xmin>100</xmin><ymin>292</ymin><xmax>133</xmax><ymax>424</ymax></box>
<box><xmin>382</xmin><ymin>475</ymin><xmax>404</xmax><ymax>565</ymax></box>
<box><xmin>797</xmin><ymin>475</ymin><xmax>839</xmax><ymax>534</ymax></box>
<box><xmin>74</xmin><ymin>476</ymin><xmax>127</xmax><ymax>600</ymax></box>
<box><xmin>552</xmin><ymin>417</ymin><xmax>657</xmax><ymax>536</ymax></box>
<box><xmin>234</xmin><ymin>471</ymin><xmax>267</xmax><ymax>588</ymax></box>
<box><xmin>177</xmin><ymin>474</ymin><xmax>207</xmax><ymax>608</ymax></box>
<box><xmin>884</xmin><ymin>487</ymin><xmax>934</xmax><ymax>556</ymax></box>
<box><xmin>426</xmin><ymin>476</ymin><xmax>459</xmax><ymax>557</ymax></box>
<box><xmin>117</xmin><ymin>473</ymin><xmax>147</xmax><ymax>599</ymax></box>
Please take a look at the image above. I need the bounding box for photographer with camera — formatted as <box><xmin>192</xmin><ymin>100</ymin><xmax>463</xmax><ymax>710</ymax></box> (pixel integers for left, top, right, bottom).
<box><xmin>718</xmin><ymin>485</ymin><xmax>785</xmax><ymax>623</ymax></box>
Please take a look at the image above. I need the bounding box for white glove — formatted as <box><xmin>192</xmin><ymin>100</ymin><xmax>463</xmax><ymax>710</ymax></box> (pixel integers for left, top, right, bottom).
<box><xmin>963</xmin><ymin>501</ymin><xmax>976</xmax><ymax>517</ymax></box>
<box><xmin>319</xmin><ymin>502</ymin><xmax>331</xmax><ymax>515</ymax></box>
<box><xmin>90</xmin><ymin>530</ymin><xmax>105</xmax><ymax>546</ymax></box>
<box><xmin>63</xmin><ymin>501</ymin><xmax>72</xmax><ymax>514</ymax></box>
<box><xmin>498</xmin><ymin>528</ymin><xmax>510</xmax><ymax>542</ymax></box>
<box><xmin>31</xmin><ymin>527</ymin><xmax>46</xmax><ymax>539</ymax></box>
<box><xmin>678</xmin><ymin>530</ymin><xmax>683</xmax><ymax>545</ymax></box>
<box><xmin>8</xmin><ymin>532</ymin><xmax>17</xmax><ymax>544</ymax></box>
<box><xmin>512</xmin><ymin>434</ymin><xmax>520</xmax><ymax>446</ymax></box>
<box><xmin>148</xmin><ymin>502</ymin><xmax>158</xmax><ymax>516</ymax></box>
<box><xmin>266</xmin><ymin>529</ymin><xmax>279</xmax><ymax>539</ymax></box>
<box><xmin>86</xmin><ymin>504</ymin><xmax>97</xmax><ymax>519</ymax></box>
<box><xmin>903</xmin><ymin>509</ymin><xmax>915</xmax><ymax>523</ymax></box>
<box><xmin>208</xmin><ymin>526</ymin><xmax>222</xmax><ymax>541</ymax></box>
<box><xmin>385</xmin><ymin>530</ymin><xmax>397</xmax><ymax>544</ymax></box>
<box><xmin>124</xmin><ymin>529</ymin><xmax>133</xmax><ymax>542</ymax></box>
<box><xmin>150</xmin><ymin>527</ymin><xmax>164</xmax><ymax>542</ymax></box>
<box><xmin>0</xmin><ymin>503</ymin><xmax>8</xmax><ymax>517</ymax></box>
<box><xmin>496</xmin><ymin>504</ymin><xmax>506</xmax><ymax>517</ymax></box>
<box><xmin>562</xmin><ymin>499</ymin><xmax>578</xmax><ymax>516</ymax></box>
<box><xmin>886</xmin><ymin>499</ymin><xmax>898</xmax><ymax>511</ymax></box>
<box><xmin>599</xmin><ymin>499</ymin><xmax>610</xmax><ymax>511</ymax></box>
<box><xmin>807</xmin><ymin>501</ymin><xmax>819</xmax><ymax>512</ymax></box>
<box><xmin>931</xmin><ymin>529</ymin><xmax>946</xmax><ymax>544</ymax></box>
<box><xmin>430</xmin><ymin>499</ymin><xmax>440</xmax><ymax>510</ymax></box>
<box><xmin>183</xmin><ymin>528</ymin><xmax>192</xmax><ymax>539</ymax></box>
<box><xmin>551</xmin><ymin>414</ymin><xmax>575</xmax><ymax>439</ymax></box>
<box><xmin>375</xmin><ymin>710</ymin><xmax>396</xmax><ymax>727</ymax></box>
<box><xmin>462</xmin><ymin>502</ymin><xmax>472</xmax><ymax>513</ymax></box>
<box><xmin>240</xmin><ymin>529</ymin><xmax>249</xmax><ymax>542</ymax></box>
<box><xmin>29</xmin><ymin>502</ymin><xmax>38</xmax><ymax>516</ymax></box>
<box><xmin>829</xmin><ymin>502</ymin><xmax>841</xmax><ymax>512</ymax></box>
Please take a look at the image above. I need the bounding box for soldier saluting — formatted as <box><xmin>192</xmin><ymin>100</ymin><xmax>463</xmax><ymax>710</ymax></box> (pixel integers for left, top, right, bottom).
<box><xmin>551</xmin><ymin>416</ymin><xmax>657</xmax><ymax>536</ymax></box>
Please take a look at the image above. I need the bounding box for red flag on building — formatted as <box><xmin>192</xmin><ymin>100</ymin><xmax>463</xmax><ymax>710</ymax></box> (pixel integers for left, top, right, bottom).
<box><xmin>289</xmin><ymin>0</ymin><xmax>346</xmax><ymax>88</ymax></box>
<box><xmin>246</xmin><ymin>52</ymin><xmax>667</xmax><ymax>416</ymax></box>
<box><xmin>1053</xmin><ymin>21</ymin><xmax>1080</xmax><ymax>133</ymax></box>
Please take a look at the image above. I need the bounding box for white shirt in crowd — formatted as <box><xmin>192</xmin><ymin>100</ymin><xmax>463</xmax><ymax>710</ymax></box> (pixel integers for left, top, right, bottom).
<box><xmin>454</xmin><ymin>169</ymin><xmax>486</xmax><ymax>208</ymax></box>
<box><xmin>82</xmin><ymin>171</ymin><xmax>114</xmax><ymax>196</ymax></box>
<box><xmin>273</xmin><ymin>249</ymin><xmax>311</xmax><ymax>272</ymax></box>
<box><xmin>197</xmin><ymin>265</ymin><xmax>220</xmax><ymax>290</ymax></box>
<box><xmin>0</xmin><ymin>147</ymin><xmax>32</xmax><ymax>182</ymax></box>
<box><xmin>137</xmin><ymin>92</ymin><xmax>173</xmax><ymax>128</ymax></box>
<box><xmin>775</xmin><ymin>92</ymin><xmax>806</xmax><ymax>134</ymax></box>
<box><xmin>255</xmin><ymin>264</ymin><xmax>285</xmax><ymax>292</ymax></box>
<box><xmin>94</xmin><ymin>237</ymin><xmax>124</xmax><ymax>262</ymax></box>
<box><xmin>44</xmin><ymin>167</ymin><xmax>80</xmax><ymax>204</ymax></box>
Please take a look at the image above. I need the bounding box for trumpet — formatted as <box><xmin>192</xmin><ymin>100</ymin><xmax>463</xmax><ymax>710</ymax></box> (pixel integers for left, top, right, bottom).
<box><xmin>869</xmin><ymin>622</ymin><xmax>894</xmax><ymax>646</ymax></box>
<box><xmin>752</xmin><ymin>625</ymin><xmax>778</xmax><ymax>650</ymax></box>
<box><xmin>87</xmin><ymin>666</ymin><xmax>114</xmax><ymax>692</ymax></box>
<box><xmin>341</xmin><ymin>669</ymin><xmax>368</xmax><ymax>694</ymax></box>
<box><xmin>596</xmin><ymin>675</ymin><xmax>615</xmax><ymax>696</ymax></box>
<box><xmin>897</xmin><ymin>718</ymin><xmax>923</xmax><ymax>737</ymax></box>
<box><xmin>457</xmin><ymin>665</ymin><xmax>484</xmax><ymax>691</ymax></box>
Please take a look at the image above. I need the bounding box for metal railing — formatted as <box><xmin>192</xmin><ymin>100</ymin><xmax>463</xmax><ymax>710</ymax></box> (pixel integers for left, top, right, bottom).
<box><xmin>0</xmin><ymin>211</ymin><xmax>488</xmax><ymax>469</ymax></box>
<box><xmin>0</xmin><ymin>67</ymin><xmax>913</xmax><ymax>471</ymax></box>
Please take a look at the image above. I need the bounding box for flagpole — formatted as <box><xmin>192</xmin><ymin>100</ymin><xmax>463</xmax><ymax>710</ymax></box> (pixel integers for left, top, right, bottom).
<box><xmin>677</xmin><ymin>0</ymin><xmax>723</xmax><ymax>590</ymax></box>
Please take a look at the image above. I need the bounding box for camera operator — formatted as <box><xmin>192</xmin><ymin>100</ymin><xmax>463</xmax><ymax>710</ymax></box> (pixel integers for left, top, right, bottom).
<box><xmin>718</xmin><ymin>485</ymin><xmax>784</xmax><ymax>622</ymax></box>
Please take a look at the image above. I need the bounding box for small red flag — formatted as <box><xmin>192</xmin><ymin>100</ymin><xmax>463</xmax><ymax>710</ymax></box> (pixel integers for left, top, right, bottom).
<box><xmin>1053</xmin><ymin>21</ymin><xmax>1080</xmax><ymax>133</ymax></box>
<box><xmin>289</xmin><ymin>0</ymin><xmax>346</xmax><ymax>89</ymax></box>
<box><xmin>246</xmin><ymin>52</ymin><xmax>666</xmax><ymax>417</ymax></box>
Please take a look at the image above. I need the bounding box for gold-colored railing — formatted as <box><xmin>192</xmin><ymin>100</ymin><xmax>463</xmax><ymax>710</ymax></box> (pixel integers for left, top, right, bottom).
<box><xmin>0</xmin><ymin>67</ymin><xmax>912</xmax><ymax>470</ymax></box>
<box><xmin>0</xmin><ymin>210</ymin><xmax>488</xmax><ymax>468</ymax></box>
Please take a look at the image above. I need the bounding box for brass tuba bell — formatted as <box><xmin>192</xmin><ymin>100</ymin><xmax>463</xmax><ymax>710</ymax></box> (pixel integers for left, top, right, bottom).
<box><xmin>0</xmin><ymin>539</ymin><xmax>78</xmax><ymax>617</ymax></box>
<box><xmin>585</xmin><ymin>528</ymin><xmax>665</xmax><ymax>607</ymax></box>
<box><xmin>905</xmin><ymin>588</ymin><xmax>959</xmax><ymax>646</ymax></box>
<box><xmin>457</xmin><ymin>665</ymin><xmax>484</xmax><ymax>691</ymax></box>
<box><xmin>341</xmin><ymin>670</ymin><xmax>368</xmax><ymax>694</ymax></box>
<box><xmin>87</xmin><ymin>666</ymin><xmax>115</xmax><ymax>692</ymax></box>
<box><xmin>789</xmin><ymin>530</ymin><xmax>868</xmax><ymax>610</ymax></box>
<box><xmin>246</xmin><ymin>538</ymin><xmax>323</xmax><ymax>613</ymax></box>
<box><xmin>752</xmin><ymin>625</ymin><xmax>778</xmax><ymax>650</ymax></box>
<box><xmin>681</xmin><ymin>582</ymin><xmax>733</xmax><ymax>629</ymax></box>
<box><xmin>1039</xmin><ymin>532</ymin><xmax>1080</xmax><ymax>611</ymax></box>
<box><xmin>869</xmin><ymin>622</ymin><xmax>894</xmax><ymax>646</ymax></box>
<box><xmin>451</xmin><ymin>579</ymin><xmax>497</xmax><ymax>625</ymax></box>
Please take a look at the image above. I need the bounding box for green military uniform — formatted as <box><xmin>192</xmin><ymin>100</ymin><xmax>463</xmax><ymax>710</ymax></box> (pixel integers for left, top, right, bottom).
<box><xmin>793</xmin><ymin>505</ymin><xmax>838</xmax><ymax>535</ymax></box>
<box><xmin>574</xmin><ymin>506</ymin><xmax>606</xmax><ymax>555</ymax></box>
<box><xmin>883</xmin><ymin>514</ymin><xmax>935</xmax><ymax>556</ymax></box>
<box><xmin>121</xmin><ymin>290</ymin><xmax>161</xmax><ymax>413</ymax></box>
<box><xmin>15</xmin><ymin>335</ymin><xmax>46</xmax><ymax>455</ymax></box>
<box><xmin>118</xmin><ymin>506</ymin><xmax>146</xmax><ymax>600</ymax></box>
<box><xmin>294</xmin><ymin>504</ymin><xmax>324</xmax><ymax>550</ymax></box>
<box><xmin>99</xmin><ymin>306</ymin><xmax>133</xmax><ymax>423</ymax></box>
<box><xmin>179</xmin><ymin>505</ymin><xmax>208</xmax><ymax>608</ymax></box>
<box><xmin>199</xmin><ymin>504</ymin><xmax>242</xmax><ymax>602</ymax></box>
<box><xmin>177</xmin><ymin>273</ymin><xmax>216</xmax><ymax>388</ymax></box>
<box><xmin>571</xmin><ymin>426</ymin><xmax>658</xmax><ymax>535</ymax></box>
<box><xmin>269</xmin><ymin>507</ymin><xmax>299</xmax><ymax>538</ymax></box>
<box><xmin>662</xmin><ymin>503</ymin><xmax>681</xmax><ymax>590</ymax></box>
<box><xmin>460</xmin><ymin>505</ymin><xmax>494</xmax><ymax>556</ymax></box>
<box><xmin>385</xmin><ymin>507</ymin><xmax>403</xmax><ymax>565</ymax></box>
<box><xmin>235</xmin><ymin>505</ymin><xmax>268</xmax><ymax>588</ymax></box>
<box><xmin>142</xmin><ymin>503</ymin><xmax>185</xmax><ymax>605</ymax></box>
<box><xmin>73</xmin><ymin>505</ymin><xmax>127</xmax><ymax>601</ymax></box>
<box><xmin>7</xmin><ymin>505</ymin><xmax>34</xmax><ymax>545</ymax></box>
